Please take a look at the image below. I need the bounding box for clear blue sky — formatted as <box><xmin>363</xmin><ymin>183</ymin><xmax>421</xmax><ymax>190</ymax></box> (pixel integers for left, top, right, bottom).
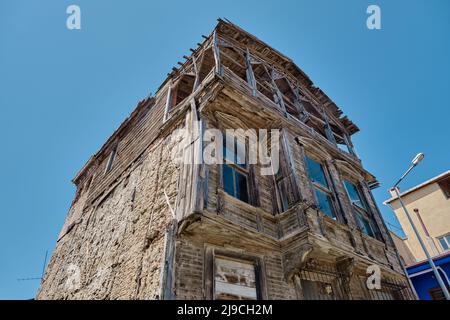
<box><xmin>0</xmin><ymin>0</ymin><xmax>449</xmax><ymax>299</ymax></box>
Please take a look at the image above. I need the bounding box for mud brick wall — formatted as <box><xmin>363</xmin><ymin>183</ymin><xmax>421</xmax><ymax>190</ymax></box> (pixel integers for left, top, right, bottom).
<box><xmin>36</xmin><ymin>133</ymin><xmax>179</xmax><ymax>300</ymax></box>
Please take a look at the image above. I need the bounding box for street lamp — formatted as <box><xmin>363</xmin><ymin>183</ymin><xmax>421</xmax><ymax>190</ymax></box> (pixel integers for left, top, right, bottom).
<box><xmin>390</xmin><ymin>153</ymin><xmax>450</xmax><ymax>300</ymax></box>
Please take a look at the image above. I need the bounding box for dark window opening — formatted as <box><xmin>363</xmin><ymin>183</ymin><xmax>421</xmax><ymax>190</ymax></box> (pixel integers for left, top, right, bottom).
<box><xmin>198</xmin><ymin>48</ymin><xmax>215</xmax><ymax>84</ymax></box>
<box><xmin>275</xmin><ymin>169</ymin><xmax>290</xmax><ymax>212</ymax></box>
<box><xmin>170</xmin><ymin>74</ymin><xmax>195</xmax><ymax>112</ymax></box>
<box><xmin>302</xmin><ymin>100</ymin><xmax>321</xmax><ymax>119</ymax></box>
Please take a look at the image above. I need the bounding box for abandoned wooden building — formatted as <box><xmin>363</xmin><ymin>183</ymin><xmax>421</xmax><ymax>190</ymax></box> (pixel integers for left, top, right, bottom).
<box><xmin>37</xmin><ymin>19</ymin><xmax>415</xmax><ymax>300</ymax></box>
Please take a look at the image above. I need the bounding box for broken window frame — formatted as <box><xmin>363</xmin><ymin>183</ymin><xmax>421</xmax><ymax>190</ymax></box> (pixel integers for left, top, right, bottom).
<box><xmin>214</xmin><ymin>256</ymin><xmax>258</xmax><ymax>300</ymax></box>
<box><xmin>204</xmin><ymin>248</ymin><xmax>266</xmax><ymax>300</ymax></box>
<box><xmin>273</xmin><ymin>131</ymin><xmax>301</xmax><ymax>214</ymax></box>
<box><xmin>344</xmin><ymin>180</ymin><xmax>368</xmax><ymax>211</ymax></box>
<box><xmin>304</xmin><ymin>155</ymin><xmax>337</xmax><ymax>219</ymax></box>
<box><xmin>163</xmin><ymin>75</ymin><xmax>196</xmax><ymax>122</ymax></box>
<box><xmin>343</xmin><ymin>179</ymin><xmax>378</xmax><ymax>239</ymax></box>
<box><xmin>275</xmin><ymin>168</ymin><xmax>290</xmax><ymax>213</ymax></box>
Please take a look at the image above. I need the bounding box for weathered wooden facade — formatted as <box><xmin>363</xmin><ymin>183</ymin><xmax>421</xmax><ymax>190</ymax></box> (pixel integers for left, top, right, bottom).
<box><xmin>37</xmin><ymin>20</ymin><xmax>414</xmax><ymax>300</ymax></box>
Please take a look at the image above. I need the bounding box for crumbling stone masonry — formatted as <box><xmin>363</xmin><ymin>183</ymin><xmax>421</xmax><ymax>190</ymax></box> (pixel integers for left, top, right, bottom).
<box><xmin>37</xmin><ymin>20</ymin><xmax>415</xmax><ymax>300</ymax></box>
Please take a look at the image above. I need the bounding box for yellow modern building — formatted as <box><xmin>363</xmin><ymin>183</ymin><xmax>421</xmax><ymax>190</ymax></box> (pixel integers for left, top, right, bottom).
<box><xmin>384</xmin><ymin>170</ymin><xmax>450</xmax><ymax>263</ymax></box>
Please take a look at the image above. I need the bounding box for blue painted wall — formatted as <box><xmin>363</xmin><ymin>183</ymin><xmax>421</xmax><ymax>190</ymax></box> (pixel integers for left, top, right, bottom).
<box><xmin>407</xmin><ymin>254</ymin><xmax>450</xmax><ymax>300</ymax></box>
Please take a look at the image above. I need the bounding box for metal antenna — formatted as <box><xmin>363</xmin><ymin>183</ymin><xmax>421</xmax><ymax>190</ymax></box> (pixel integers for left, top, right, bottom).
<box><xmin>41</xmin><ymin>250</ymin><xmax>48</xmax><ymax>279</ymax></box>
<box><xmin>17</xmin><ymin>250</ymin><xmax>48</xmax><ymax>282</ymax></box>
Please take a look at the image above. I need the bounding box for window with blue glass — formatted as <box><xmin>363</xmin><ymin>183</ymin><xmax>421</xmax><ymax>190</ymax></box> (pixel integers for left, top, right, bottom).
<box><xmin>305</xmin><ymin>156</ymin><xmax>336</xmax><ymax>219</ymax></box>
<box><xmin>222</xmin><ymin>135</ymin><xmax>250</xmax><ymax>204</ymax></box>
<box><xmin>344</xmin><ymin>180</ymin><xmax>367</xmax><ymax>210</ymax></box>
<box><xmin>343</xmin><ymin>179</ymin><xmax>376</xmax><ymax>238</ymax></box>
<box><xmin>305</xmin><ymin>156</ymin><xmax>329</xmax><ymax>187</ymax></box>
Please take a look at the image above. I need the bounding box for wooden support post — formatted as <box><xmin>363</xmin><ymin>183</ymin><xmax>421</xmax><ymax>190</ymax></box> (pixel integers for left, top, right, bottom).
<box><xmin>212</xmin><ymin>31</ymin><xmax>222</xmax><ymax>75</ymax></box>
<box><xmin>322</xmin><ymin>107</ymin><xmax>337</xmax><ymax>145</ymax></box>
<box><xmin>160</xmin><ymin>220</ymin><xmax>177</xmax><ymax>300</ymax></box>
<box><xmin>268</xmin><ymin>68</ymin><xmax>287</xmax><ymax>116</ymax></box>
<box><xmin>193</xmin><ymin>112</ymin><xmax>208</xmax><ymax>213</ymax></box>
<box><xmin>175</xmin><ymin>101</ymin><xmax>199</xmax><ymax>220</ymax></box>
<box><xmin>245</xmin><ymin>49</ymin><xmax>257</xmax><ymax>96</ymax></box>
<box><xmin>290</xmin><ymin>84</ymin><xmax>309</xmax><ymax>121</ymax></box>
<box><xmin>163</xmin><ymin>83</ymin><xmax>173</xmax><ymax>122</ymax></box>
<box><xmin>344</xmin><ymin>133</ymin><xmax>357</xmax><ymax>157</ymax></box>
<box><xmin>192</xmin><ymin>56</ymin><xmax>200</xmax><ymax>91</ymax></box>
<box><xmin>281</xmin><ymin>128</ymin><xmax>302</xmax><ymax>202</ymax></box>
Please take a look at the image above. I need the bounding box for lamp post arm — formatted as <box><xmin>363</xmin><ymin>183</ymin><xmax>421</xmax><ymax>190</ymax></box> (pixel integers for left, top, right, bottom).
<box><xmin>393</xmin><ymin>164</ymin><xmax>416</xmax><ymax>188</ymax></box>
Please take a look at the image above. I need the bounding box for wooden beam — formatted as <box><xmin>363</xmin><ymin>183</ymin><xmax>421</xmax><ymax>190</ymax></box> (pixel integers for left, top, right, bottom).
<box><xmin>344</xmin><ymin>133</ymin><xmax>357</xmax><ymax>157</ymax></box>
<box><xmin>163</xmin><ymin>83</ymin><xmax>173</xmax><ymax>122</ymax></box>
<box><xmin>192</xmin><ymin>55</ymin><xmax>200</xmax><ymax>91</ymax></box>
<box><xmin>212</xmin><ymin>31</ymin><xmax>222</xmax><ymax>75</ymax></box>
<box><xmin>268</xmin><ymin>68</ymin><xmax>287</xmax><ymax>116</ymax></box>
<box><xmin>322</xmin><ymin>107</ymin><xmax>337</xmax><ymax>146</ymax></box>
<box><xmin>245</xmin><ymin>49</ymin><xmax>257</xmax><ymax>96</ymax></box>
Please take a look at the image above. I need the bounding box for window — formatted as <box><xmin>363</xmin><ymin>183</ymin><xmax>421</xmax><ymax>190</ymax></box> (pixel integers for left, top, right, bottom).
<box><xmin>104</xmin><ymin>145</ymin><xmax>117</xmax><ymax>174</ymax></box>
<box><xmin>437</xmin><ymin>234</ymin><xmax>450</xmax><ymax>251</ymax></box>
<box><xmin>222</xmin><ymin>135</ymin><xmax>250</xmax><ymax>204</ymax></box>
<box><xmin>274</xmin><ymin>137</ymin><xmax>299</xmax><ymax>213</ymax></box>
<box><xmin>355</xmin><ymin>212</ymin><xmax>374</xmax><ymax>238</ymax></box>
<box><xmin>164</xmin><ymin>75</ymin><xmax>195</xmax><ymax>121</ymax></box>
<box><xmin>343</xmin><ymin>180</ymin><xmax>376</xmax><ymax>238</ymax></box>
<box><xmin>214</xmin><ymin>257</ymin><xmax>258</xmax><ymax>300</ymax></box>
<box><xmin>301</xmin><ymin>279</ymin><xmax>339</xmax><ymax>300</ymax></box>
<box><xmin>305</xmin><ymin>156</ymin><xmax>336</xmax><ymax>219</ymax></box>
<box><xmin>305</xmin><ymin>156</ymin><xmax>328</xmax><ymax>186</ymax></box>
<box><xmin>298</xmin><ymin>260</ymin><xmax>347</xmax><ymax>300</ymax></box>
<box><xmin>275</xmin><ymin>169</ymin><xmax>290</xmax><ymax>212</ymax></box>
<box><xmin>344</xmin><ymin>180</ymin><xmax>367</xmax><ymax>210</ymax></box>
